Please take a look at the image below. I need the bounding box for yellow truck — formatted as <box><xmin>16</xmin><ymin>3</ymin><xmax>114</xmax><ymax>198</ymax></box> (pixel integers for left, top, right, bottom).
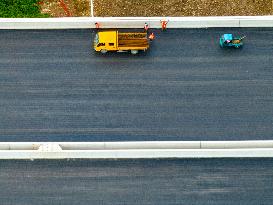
<box><xmin>94</xmin><ymin>30</ymin><xmax>149</xmax><ymax>54</ymax></box>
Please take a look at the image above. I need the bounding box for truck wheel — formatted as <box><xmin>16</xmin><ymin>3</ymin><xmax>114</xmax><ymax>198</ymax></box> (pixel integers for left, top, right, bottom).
<box><xmin>131</xmin><ymin>50</ymin><xmax>138</xmax><ymax>55</ymax></box>
<box><xmin>101</xmin><ymin>49</ymin><xmax>107</xmax><ymax>54</ymax></box>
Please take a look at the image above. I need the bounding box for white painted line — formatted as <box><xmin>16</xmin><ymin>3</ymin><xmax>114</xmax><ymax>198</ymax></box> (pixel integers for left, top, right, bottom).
<box><xmin>90</xmin><ymin>0</ymin><xmax>94</xmax><ymax>17</ymax></box>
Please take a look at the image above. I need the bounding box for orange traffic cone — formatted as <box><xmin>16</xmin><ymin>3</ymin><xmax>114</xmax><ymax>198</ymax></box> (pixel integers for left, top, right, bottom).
<box><xmin>148</xmin><ymin>32</ymin><xmax>155</xmax><ymax>41</ymax></box>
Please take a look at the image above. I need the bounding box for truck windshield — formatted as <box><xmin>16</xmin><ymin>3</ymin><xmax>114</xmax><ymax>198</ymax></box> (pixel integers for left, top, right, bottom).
<box><xmin>94</xmin><ymin>33</ymin><xmax>99</xmax><ymax>45</ymax></box>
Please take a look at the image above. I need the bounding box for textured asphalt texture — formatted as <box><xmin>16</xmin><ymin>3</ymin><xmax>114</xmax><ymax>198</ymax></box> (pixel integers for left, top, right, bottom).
<box><xmin>0</xmin><ymin>28</ymin><xmax>273</xmax><ymax>141</ymax></box>
<box><xmin>0</xmin><ymin>159</ymin><xmax>272</xmax><ymax>205</ymax></box>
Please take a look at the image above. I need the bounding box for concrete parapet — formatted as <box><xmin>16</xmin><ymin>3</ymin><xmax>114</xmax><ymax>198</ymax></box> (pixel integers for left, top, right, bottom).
<box><xmin>59</xmin><ymin>141</ymin><xmax>200</xmax><ymax>150</ymax></box>
<box><xmin>0</xmin><ymin>142</ymin><xmax>41</xmax><ymax>150</ymax></box>
<box><xmin>1</xmin><ymin>16</ymin><xmax>273</xmax><ymax>29</ymax></box>
<box><xmin>201</xmin><ymin>140</ymin><xmax>273</xmax><ymax>149</ymax></box>
<box><xmin>0</xmin><ymin>141</ymin><xmax>273</xmax><ymax>159</ymax></box>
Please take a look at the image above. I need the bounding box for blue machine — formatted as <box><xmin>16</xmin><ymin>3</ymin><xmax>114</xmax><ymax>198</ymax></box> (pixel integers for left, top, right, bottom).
<box><xmin>219</xmin><ymin>34</ymin><xmax>245</xmax><ymax>48</ymax></box>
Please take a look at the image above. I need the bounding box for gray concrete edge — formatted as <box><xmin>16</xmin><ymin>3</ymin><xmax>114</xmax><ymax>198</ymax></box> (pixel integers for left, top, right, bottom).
<box><xmin>0</xmin><ymin>141</ymin><xmax>273</xmax><ymax>159</ymax></box>
<box><xmin>0</xmin><ymin>16</ymin><xmax>273</xmax><ymax>29</ymax></box>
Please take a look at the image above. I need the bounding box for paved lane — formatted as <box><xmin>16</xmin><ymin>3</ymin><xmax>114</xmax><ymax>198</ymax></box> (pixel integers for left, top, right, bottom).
<box><xmin>0</xmin><ymin>159</ymin><xmax>272</xmax><ymax>205</ymax></box>
<box><xmin>0</xmin><ymin>28</ymin><xmax>273</xmax><ymax>141</ymax></box>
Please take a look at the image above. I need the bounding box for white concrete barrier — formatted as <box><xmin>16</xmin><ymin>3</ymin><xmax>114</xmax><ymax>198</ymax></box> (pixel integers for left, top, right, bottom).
<box><xmin>59</xmin><ymin>141</ymin><xmax>200</xmax><ymax>150</ymax></box>
<box><xmin>0</xmin><ymin>141</ymin><xmax>273</xmax><ymax>159</ymax></box>
<box><xmin>201</xmin><ymin>140</ymin><xmax>273</xmax><ymax>149</ymax></box>
<box><xmin>1</xmin><ymin>16</ymin><xmax>273</xmax><ymax>29</ymax></box>
<box><xmin>0</xmin><ymin>142</ymin><xmax>40</xmax><ymax>150</ymax></box>
<box><xmin>1</xmin><ymin>149</ymin><xmax>273</xmax><ymax>159</ymax></box>
<box><xmin>91</xmin><ymin>17</ymin><xmax>241</xmax><ymax>28</ymax></box>
<box><xmin>238</xmin><ymin>16</ymin><xmax>273</xmax><ymax>27</ymax></box>
<box><xmin>0</xmin><ymin>17</ymin><xmax>92</xmax><ymax>29</ymax></box>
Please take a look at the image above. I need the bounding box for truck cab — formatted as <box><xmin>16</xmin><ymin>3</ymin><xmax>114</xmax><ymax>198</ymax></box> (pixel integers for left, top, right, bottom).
<box><xmin>94</xmin><ymin>31</ymin><xmax>117</xmax><ymax>53</ymax></box>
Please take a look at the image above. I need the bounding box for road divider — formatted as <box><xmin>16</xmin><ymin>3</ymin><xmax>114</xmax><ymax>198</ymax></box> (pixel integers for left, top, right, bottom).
<box><xmin>0</xmin><ymin>143</ymin><xmax>41</xmax><ymax>150</ymax></box>
<box><xmin>59</xmin><ymin>141</ymin><xmax>201</xmax><ymax>150</ymax></box>
<box><xmin>1</xmin><ymin>16</ymin><xmax>273</xmax><ymax>29</ymax></box>
<box><xmin>0</xmin><ymin>141</ymin><xmax>273</xmax><ymax>159</ymax></box>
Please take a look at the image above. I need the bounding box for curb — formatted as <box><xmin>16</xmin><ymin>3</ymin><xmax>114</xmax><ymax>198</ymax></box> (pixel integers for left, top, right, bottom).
<box><xmin>0</xmin><ymin>141</ymin><xmax>273</xmax><ymax>159</ymax></box>
<box><xmin>0</xmin><ymin>16</ymin><xmax>273</xmax><ymax>29</ymax></box>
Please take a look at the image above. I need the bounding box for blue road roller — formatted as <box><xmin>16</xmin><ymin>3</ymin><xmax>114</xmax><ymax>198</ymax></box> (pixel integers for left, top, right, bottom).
<box><xmin>219</xmin><ymin>34</ymin><xmax>245</xmax><ymax>48</ymax></box>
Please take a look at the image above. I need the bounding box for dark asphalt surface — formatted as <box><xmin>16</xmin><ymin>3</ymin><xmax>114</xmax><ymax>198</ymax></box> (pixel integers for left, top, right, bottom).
<box><xmin>0</xmin><ymin>159</ymin><xmax>272</xmax><ymax>205</ymax></box>
<box><xmin>0</xmin><ymin>28</ymin><xmax>273</xmax><ymax>141</ymax></box>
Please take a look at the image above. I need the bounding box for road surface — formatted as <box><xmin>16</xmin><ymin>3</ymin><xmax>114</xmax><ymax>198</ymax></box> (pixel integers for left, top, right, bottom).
<box><xmin>0</xmin><ymin>158</ymin><xmax>272</xmax><ymax>205</ymax></box>
<box><xmin>0</xmin><ymin>28</ymin><xmax>273</xmax><ymax>141</ymax></box>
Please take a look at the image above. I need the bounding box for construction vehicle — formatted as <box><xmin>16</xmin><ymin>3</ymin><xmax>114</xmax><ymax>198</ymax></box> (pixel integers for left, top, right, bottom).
<box><xmin>219</xmin><ymin>34</ymin><xmax>246</xmax><ymax>48</ymax></box>
<box><xmin>94</xmin><ymin>30</ymin><xmax>149</xmax><ymax>54</ymax></box>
